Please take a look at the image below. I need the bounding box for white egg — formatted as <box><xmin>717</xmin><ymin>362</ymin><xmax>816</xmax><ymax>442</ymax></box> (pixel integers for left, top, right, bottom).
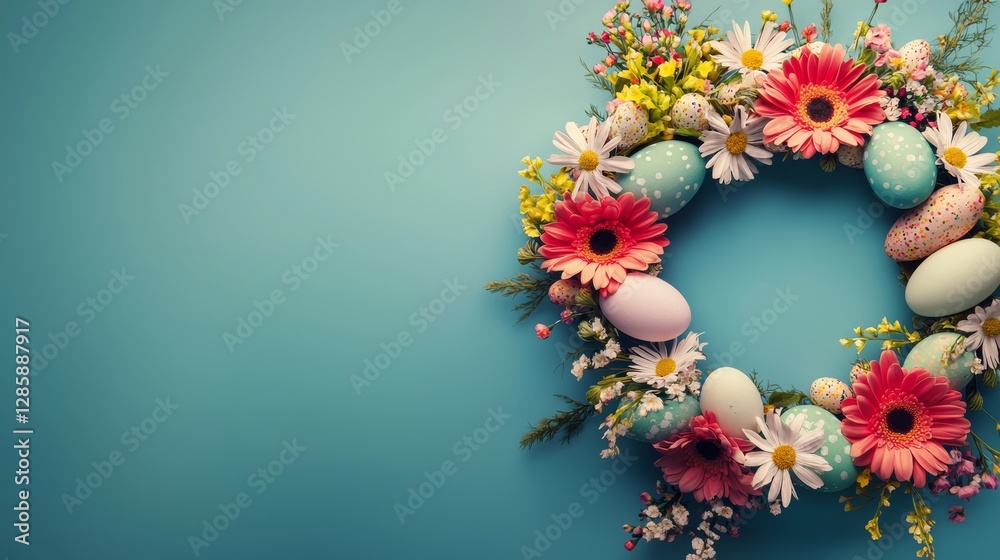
<box><xmin>599</xmin><ymin>273</ymin><xmax>691</xmax><ymax>342</ymax></box>
<box><xmin>905</xmin><ymin>238</ymin><xmax>1000</xmax><ymax>317</ymax></box>
<box><xmin>699</xmin><ymin>367</ymin><xmax>764</xmax><ymax>439</ymax></box>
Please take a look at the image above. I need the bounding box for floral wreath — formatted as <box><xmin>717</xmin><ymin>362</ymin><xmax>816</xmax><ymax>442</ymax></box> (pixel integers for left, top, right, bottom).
<box><xmin>487</xmin><ymin>1</ymin><xmax>1000</xmax><ymax>558</ymax></box>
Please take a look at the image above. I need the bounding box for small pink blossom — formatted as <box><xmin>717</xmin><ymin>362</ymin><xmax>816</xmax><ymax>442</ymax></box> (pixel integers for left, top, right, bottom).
<box><xmin>643</xmin><ymin>0</ymin><xmax>665</xmax><ymax>10</ymax></box>
<box><xmin>535</xmin><ymin>324</ymin><xmax>551</xmax><ymax>339</ymax></box>
<box><xmin>983</xmin><ymin>472</ymin><xmax>999</xmax><ymax>490</ymax></box>
<box><xmin>864</xmin><ymin>24</ymin><xmax>893</xmax><ymax>53</ymax></box>
<box><xmin>948</xmin><ymin>506</ymin><xmax>966</xmax><ymax>523</ymax></box>
<box><xmin>560</xmin><ymin>308</ymin><xmax>574</xmax><ymax>324</ymax></box>
<box><xmin>875</xmin><ymin>48</ymin><xmax>901</xmax><ymax>67</ymax></box>
<box><xmin>778</xmin><ymin>21</ymin><xmax>791</xmax><ymax>33</ymax></box>
<box><xmin>593</xmin><ymin>64</ymin><xmax>607</xmax><ymax>75</ymax></box>
<box><xmin>801</xmin><ymin>24</ymin><xmax>818</xmax><ymax>43</ymax></box>
<box><xmin>676</xmin><ymin>0</ymin><xmax>691</xmax><ymax>11</ymax></box>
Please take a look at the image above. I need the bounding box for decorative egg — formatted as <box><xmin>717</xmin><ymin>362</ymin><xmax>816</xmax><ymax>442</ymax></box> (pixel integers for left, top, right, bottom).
<box><xmin>699</xmin><ymin>367</ymin><xmax>763</xmax><ymax>439</ymax></box>
<box><xmin>780</xmin><ymin>405</ymin><xmax>858</xmax><ymax>492</ymax></box>
<box><xmin>903</xmin><ymin>332</ymin><xmax>978</xmax><ymax>390</ymax></box>
<box><xmin>863</xmin><ymin>122</ymin><xmax>937</xmax><ymax>209</ymax></box>
<box><xmin>837</xmin><ymin>144</ymin><xmax>864</xmax><ymax>169</ymax></box>
<box><xmin>622</xmin><ymin>395</ymin><xmax>701</xmax><ymax>442</ymax></box>
<box><xmin>905</xmin><ymin>238</ymin><xmax>1000</xmax><ymax>317</ymax></box>
<box><xmin>809</xmin><ymin>377</ymin><xmax>855</xmax><ymax>414</ymax></box>
<box><xmin>899</xmin><ymin>39</ymin><xmax>931</xmax><ymax>74</ymax></box>
<box><xmin>548</xmin><ymin>278</ymin><xmax>582</xmax><ymax>307</ymax></box>
<box><xmin>670</xmin><ymin>93</ymin><xmax>712</xmax><ymax>131</ymax></box>
<box><xmin>849</xmin><ymin>362</ymin><xmax>870</xmax><ymax>387</ymax></box>
<box><xmin>599</xmin><ymin>273</ymin><xmax>691</xmax><ymax>342</ymax></box>
<box><xmin>884</xmin><ymin>185</ymin><xmax>986</xmax><ymax>262</ymax></box>
<box><xmin>619</xmin><ymin>140</ymin><xmax>706</xmax><ymax>219</ymax></box>
<box><xmin>607</xmin><ymin>101</ymin><xmax>649</xmax><ymax>150</ymax></box>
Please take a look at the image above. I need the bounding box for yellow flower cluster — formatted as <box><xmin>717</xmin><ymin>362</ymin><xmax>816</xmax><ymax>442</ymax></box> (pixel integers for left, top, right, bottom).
<box><xmin>600</xmin><ymin>11</ymin><xmax>723</xmax><ymax>142</ymax></box>
<box><xmin>517</xmin><ymin>156</ymin><xmax>574</xmax><ymax>238</ymax></box>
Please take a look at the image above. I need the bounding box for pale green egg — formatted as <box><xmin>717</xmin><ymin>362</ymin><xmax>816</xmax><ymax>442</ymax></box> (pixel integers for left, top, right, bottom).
<box><xmin>863</xmin><ymin>122</ymin><xmax>937</xmax><ymax>209</ymax></box>
<box><xmin>619</xmin><ymin>140</ymin><xmax>706</xmax><ymax>219</ymax></box>
<box><xmin>780</xmin><ymin>405</ymin><xmax>858</xmax><ymax>492</ymax></box>
<box><xmin>903</xmin><ymin>332</ymin><xmax>976</xmax><ymax>390</ymax></box>
<box><xmin>622</xmin><ymin>395</ymin><xmax>701</xmax><ymax>443</ymax></box>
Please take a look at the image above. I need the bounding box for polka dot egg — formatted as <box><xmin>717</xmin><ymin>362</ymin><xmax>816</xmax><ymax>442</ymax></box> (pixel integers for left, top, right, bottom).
<box><xmin>780</xmin><ymin>405</ymin><xmax>858</xmax><ymax>492</ymax></box>
<box><xmin>884</xmin><ymin>184</ymin><xmax>986</xmax><ymax>262</ymax></box>
<box><xmin>548</xmin><ymin>278</ymin><xmax>583</xmax><ymax>307</ymax></box>
<box><xmin>622</xmin><ymin>395</ymin><xmax>701</xmax><ymax>442</ymax></box>
<box><xmin>607</xmin><ymin>101</ymin><xmax>648</xmax><ymax>150</ymax></box>
<box><xmin>809</xmin><ymin>377</ymin><xmax>854</xmax><ymax>414</ymax></box>
<box><xmin>902</xmin><ymin>332</ymin><xmax>977</xmax><ymax>390</ymax></box>
<box><xmin>670</xmin><ymin>93</ymin><xmax>711</xmax><ymax>131</ymax></box>
<box><xmin>899</xmin><ymin>39</ymin><xmax>931</xmax><ymax>74</ymax></box>
<box><xmin>849</xmin><ymin>362</ymin><xmax>870</xmax><ymax>386</ymax></box>
<box><xmin>863</xmin><ymin>122</ymin><xmax>937</xmax><ymax>209</ymax></box>
<box><xmin>618</xmin><ymin>140</ymin><xmax>706</xmax><ymax>219</ymax></box>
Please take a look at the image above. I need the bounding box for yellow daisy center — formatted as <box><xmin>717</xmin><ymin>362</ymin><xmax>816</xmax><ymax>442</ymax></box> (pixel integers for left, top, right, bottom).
<box><xmin>771</xmin><ymin>445</ymin><xmax>797</xmax><ymax>470</ymax></box>
<box><xmin>726</xmin><ymin>131</ymin><xmax>748</xmax><ymax>155</ymax></box>
<box><xmin>983</xmin><ymin>317</ymin><xmax>1000</xmax><ymax>337</ymax></box>
<box><xmin>655</xmin><ymin>358</ymin><xmax>677</xmax><ymax>377</ymax></box>
<box><xmin>578</xmin><ymin>150</ymin><xmax>600</xmax><ymax>172</ymax></box>
<box><xmin>741</xmin><ymin>48</ymin><xmax>764</xmax><ymax>70</ymax></box>
<box><xmin>944</xmin><ymin>146</ymin><xmax>968</xmax><ymax>169</ymax></box>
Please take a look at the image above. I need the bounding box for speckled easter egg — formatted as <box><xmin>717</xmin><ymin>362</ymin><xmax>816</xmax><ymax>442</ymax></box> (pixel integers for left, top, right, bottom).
<box><xmin>899</xmin><ymin>39</ymin><xmax>931</xmax><ymax>73</ymax></box>
<box><xmin>837</xmin><ymin>144</ymin><xmax>864</xmax><ymax>169</ymax></box>
<box><xmin>548</xmin><ymin>278</ymin><xmax>583</xmax><ymax>307</ymax></box>
<box><xmin>619</xmin><ymin>141</ymin><xmax>706</xmax><ymax>219</ymax></box>
<box><xmin>622</xmin><ymin>395</ymin><xmax>702</xmax><ymax>442</ymax></box>
<box><xmin>849</xmin><ymin>362</ymin><xmax>870</xmax><ymax>387</ymax></box>
<box><xmin>809</xmin><ymin>377</ymin><xmax>855</xmax><ymax>414</ymax></box>
<box><xmin>781</xmin><ymin>405</ymin><xmax>858</xmax><ymax>492</ymax></box>
<box><xmin>863</xmin><ymin>122</ymin><xmax>937</xmax><ymax>209</ymax></box>
<box><xmin>599</xmin><ymin>273</ymin><xmax>691</xmax><ymax>342</ymax></box>
<box><xmin>884</xmin><ymin>185</ymin><xmax>986</xmax><ymax>262</ymax></box>
<box><xmin>607</xmin><ymin>101</ymin><xmax>649</xmax><ymax>150</ymax></box>
<box><xmin>670</xmin><ymin>93</ymin><xmax>711</xmax><ymax>131</ymax></box>
<box><xmin>902</xmin><ymin>332</ymin><xmax>978</xmax><ymax>390</ymax></box>
<box><xmin>905</xmin><ymin>238</ymin><xmax>1000</xmax><ymax>317</ymax></box>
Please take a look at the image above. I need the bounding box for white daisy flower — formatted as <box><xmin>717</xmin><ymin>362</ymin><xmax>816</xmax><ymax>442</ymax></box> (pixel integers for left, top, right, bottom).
<box><xmin>922</xmin><ymin>112</ymin><xmax>999</xmax><ymax>189</ymax></box>
<box><xmin>548</xmin><ymin>116</ymin><xmax>635</xmax><ymax>199</ymax></box>
<box><xmin>742</xmin><ymin>411</ymin><xmax>832</xmax><ymax>507</ymax></box>
<box><xmin>699</xmin><ymin>105</ymin><xmax>772</xmax><ymax>184</ymax></box>
<box><xmin>626</xmin><ymin>332</ymin><xmax>707</xmax><ymax>389</ymax></box>
<box><xmin>957</xmin><ymin>299</ymin><xmax>1000</xmax><ymax>369</ymax></box>
<box><xmin>708</xmin><ymin>20</ymin><xmax>794</xmax><ymax>78</ymax></box>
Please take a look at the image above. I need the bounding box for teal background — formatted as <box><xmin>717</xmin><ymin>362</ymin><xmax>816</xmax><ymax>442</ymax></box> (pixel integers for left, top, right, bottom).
<box><xmin>1</xmin><ymin>0</ymin><xmax>998</xmax><ymax>559</ymax></box>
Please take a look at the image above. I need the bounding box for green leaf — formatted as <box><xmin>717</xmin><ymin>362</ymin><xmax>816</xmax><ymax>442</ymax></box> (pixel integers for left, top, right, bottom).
<box><xmin>968</xmin><ymin>386</ymin><xmax>984</xmax><ymax>411</ymax></box>
<box><xmin>984</xmin><ymin>367</ymin><xmax>998</xmax><ymax>388</ymax></box>
<box><xmin>769</xmin><ymin>390</ymin><xmax>806</xmax><ymax>408</ymax></box>
<box><xmin>973</xmin><ymin>108</ymin><xmax>1000</xmax><ymax>131</ymax></box>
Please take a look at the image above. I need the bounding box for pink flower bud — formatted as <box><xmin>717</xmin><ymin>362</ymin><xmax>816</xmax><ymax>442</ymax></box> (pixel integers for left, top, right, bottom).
<box><xmin>534</xmin><ymin>324</ymin><xmax>551</xmax><ymax>339</ymax></box>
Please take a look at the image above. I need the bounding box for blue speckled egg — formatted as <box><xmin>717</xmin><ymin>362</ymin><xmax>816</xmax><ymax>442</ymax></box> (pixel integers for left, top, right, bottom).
<box><xmin>903</xmin><ymin>332</ymin><xmax>977</xmax><ymax>390</ymax></box>
<box><xmin>622</xmin><ymin>395</ymin><xmax>701</xmax><ymax>443</ymax></box>
<box><xmin>780</xmin><ymin>405</ymin><xmax>858</xmax><ymax>492</ymax></box>
<box><xmin>619</xmin><ymin>140</ymin><xmax>706</xmax><ymax>219</ymax></box>
<box><xmin>863</xmin><ymin>122</ymin><xmax>937</xmax><ymax>209</ymax></box>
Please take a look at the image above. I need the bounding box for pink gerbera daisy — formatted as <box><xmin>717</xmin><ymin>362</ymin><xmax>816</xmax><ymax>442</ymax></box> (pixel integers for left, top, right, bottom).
<box><xmin>754</xmin><ymin>43</ymin><xmax>886</xmax><ymax>159</ymax></box>
<box><xmin>841</xmin><ymin>351</ymin><xmax>971</xmax><ymax>487</ymax></box>
<box><xmin>539</xmin><ymin>193</ymin><xmax>668</xmax><ymax>297</ymax></box>
<box><xmin>653</xmin><ymin>411</ymin><xmax>759</xmax><ymax>506</ymax></box>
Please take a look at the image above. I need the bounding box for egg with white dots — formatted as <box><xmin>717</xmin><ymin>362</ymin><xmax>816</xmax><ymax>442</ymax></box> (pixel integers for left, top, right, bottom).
<box><xmin>780</xmin><ymin>405</ymin><xmax>858</xmax><ymax>492</ymax></box>
<box><xmin>622</xmin><ymin>395</ymin><xmax>701</xmax><ymax>442</ymax></box>
<box><xmin>618</xmin><ymin>140</ymin><xmax>706</xmax><ymax>219</ymax></box>
<box><xmin>863</xmin><ymin>122</ymin><xmax>937</xmax><ymax>209</ymax></box>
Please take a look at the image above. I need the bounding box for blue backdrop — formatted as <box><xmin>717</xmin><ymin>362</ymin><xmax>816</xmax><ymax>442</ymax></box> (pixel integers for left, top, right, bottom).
<box><xmin>2</xmin><ymin>1</ymin><xmax>998</xmax><ymax>559</ymax></box>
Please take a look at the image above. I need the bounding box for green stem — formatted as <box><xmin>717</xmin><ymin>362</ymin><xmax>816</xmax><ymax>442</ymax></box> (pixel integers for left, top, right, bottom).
<box><xmin>786</xmin><ymin>5</ymin><xmax>801</xmax><ymax>49</ymax></box>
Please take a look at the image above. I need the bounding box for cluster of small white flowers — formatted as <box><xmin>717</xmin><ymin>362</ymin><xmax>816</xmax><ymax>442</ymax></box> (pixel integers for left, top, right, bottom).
<box><xmin>636</xmin><ymin>392</ymin><xmax>665</xmax><ymax>417</ymax></box>
<box><xmin>599</xmin><ymin>416</ymin><xmax>627</xmax><ymax>459</ymax></box>
<box><xmin>907</xmin><ymin>78</ymin><xmax>929</xmax><ymax>98</ymax></box>
<box><xmin>570</xmin><ymin>338</ymin><xmax>620</xmax><ymax>381</ymax></box>
<box><xmin>972</xmin><ymin>358</ymin><xmax>985</xmax><ymax>375</ymax></box>
<box><xmin>663</xmin><ymin>368</ymin><xmax>702</xmax><ymax>402</ymax></box>
<box><xmin>643</xmin><ymin>505</ymin><xmax>661</xmax><ymax>519</ymax></box>
<box><xmin>571</xmin><ymin>355</ymin><xmax>590</xmax><ymax>380</ymax></box>
<box><xmin>710</xmin><ymin>503</ymin><xmax>733</xmax><ymax>520</ymax></box>
<box><xmin>599</xmin><ymin>381</ymin><xmax>625</xmax><ymax>407</ymax></box>
<box><xmin>591</xmin><ymin>318</ymin><xmax>608</xmax><ymax>341</ymax></box>
<box><xmin>642</xmin><ymin>518</ymin><xmax>676</xmax><ymax>541</ymax></box>
<box><xmin>682</xmin><ymin>508</ymin><xmax>724</xmax><ymax>560</ymax></box>
<box><xmin>881</xmin><ymin>96</ymin><xmax>901</xmax><ymax>121</ymax></box>
<box><xmin>769</xmin><ymin>502</ymin><xmax>783</xmax><ymax>516</ymax></box>
<box><xmin>670</xmin><ymin>503</ymin><xmax>689</xmax><ymax>527</ymax></box>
